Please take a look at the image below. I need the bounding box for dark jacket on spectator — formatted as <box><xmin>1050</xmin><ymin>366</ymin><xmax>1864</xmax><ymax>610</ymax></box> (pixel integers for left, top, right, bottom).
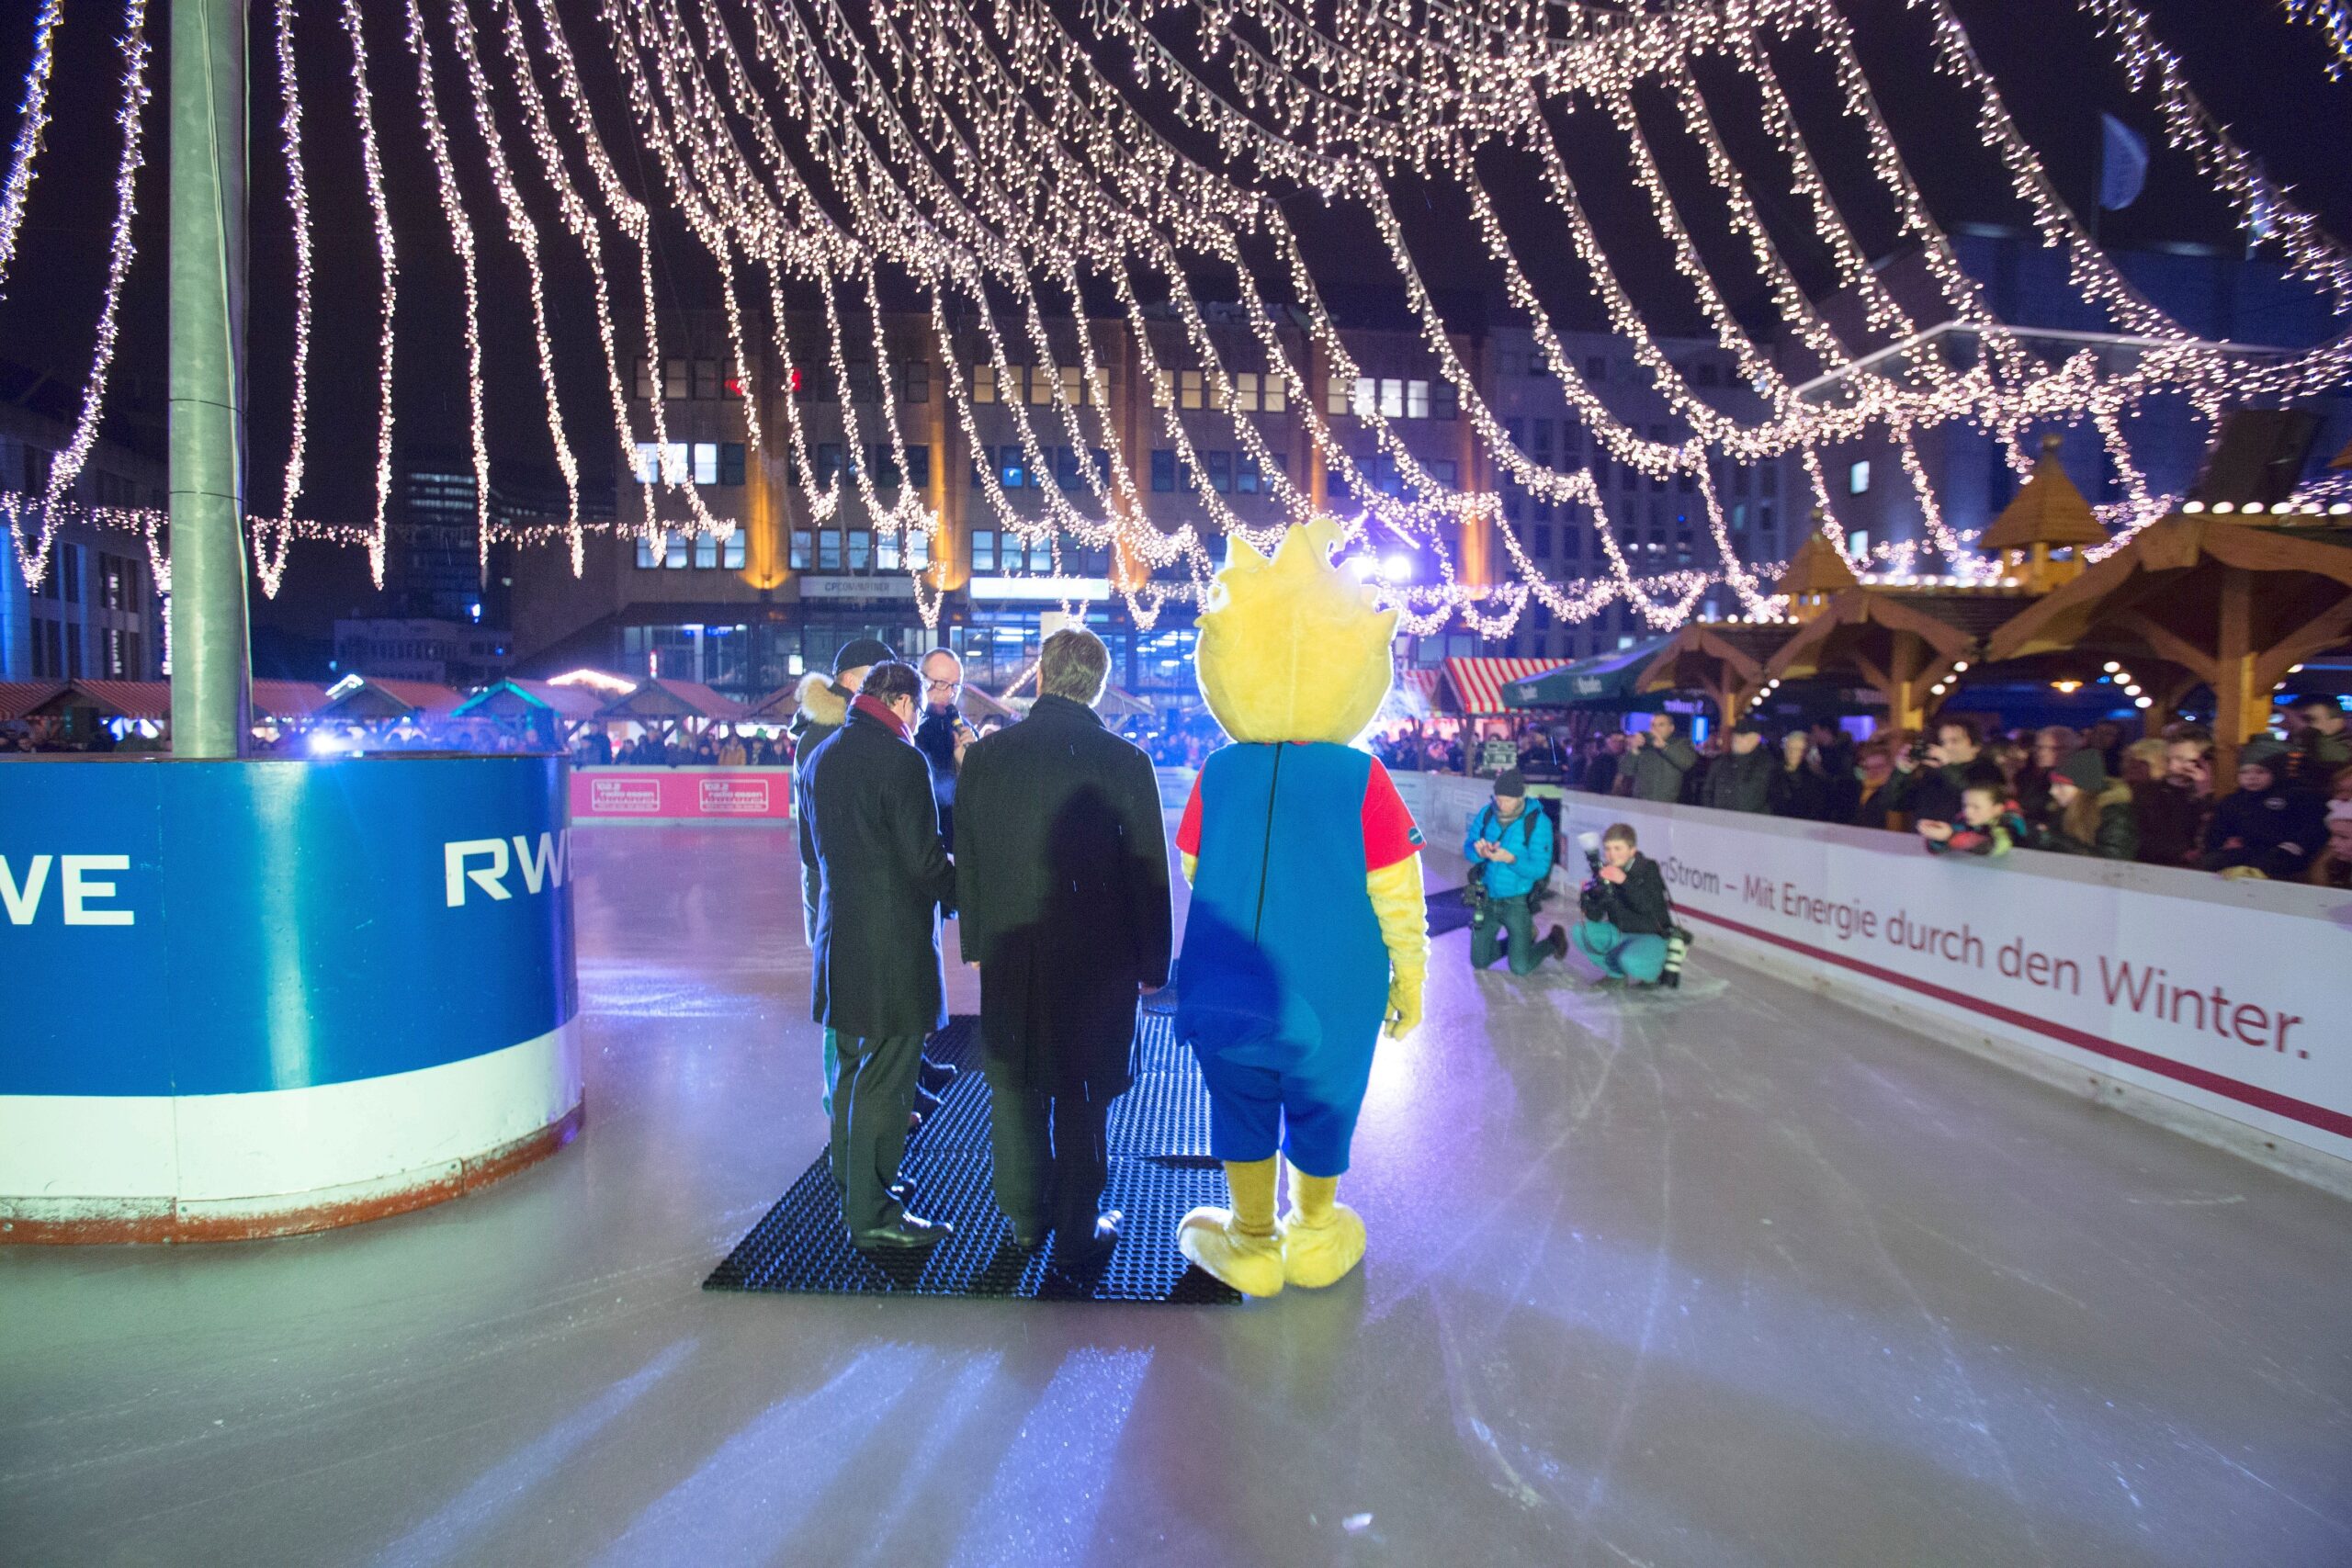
<box><xmin>2131</xmin><ymin>779</ymin><xmax>2208</xmax><ymax>869</ymax></box>
<box><xmin>1626</xmin><ymin>736</ymin><xmax>1699</xmax><ymax>804</ymax></box>
<box><xmin>2025</xmin><ymin>783</ymin><xmax>2138</xmax><ymax>860</ymax></box>
<box><xmin>1582</xmin><ymin>750</ymin><xmax>1619</xmax><ymax>797</ymax></box>
<box><xmin>1769</xmin><ymin>762</ymin><xmax>1838</xmax><ymax>822</ymax></box>
<box><xmin>1577</xmin><ymin>852</ymin><xmax>1674</xmax><ymax>936</ymax></box>
<box><xmin>953</xmin><ymin>695</ymin><xmax>1172</xmax><ymax>1097</ymax></box>
<box><xmin>796</xmin><ymin>700</ymin><xmax>957</xmax><ymax>1038</ymax></box>
<box><xmin>1702</xmin><ymin>746</ymin><xmax>1775</xmax><ymax>813</ymax></box>
<box><xmin>1890</xmin><ymin>757</ymin><xmax>2004</xmax><ymax>824</ymax></box>
<box><xmin>2201</xmin><ymin>782</ymin><xmax>2326</xmax><ymax>880</ymax></box>
<box><xmin>1849</xmin><ymin>774</ymin><xmax>1899</xmax><ymax>831</ymax></box>
<box><xmin>2288</xmin><ymin>726</ymin><xmax>2350</xmax><ymax>787</ymax></box>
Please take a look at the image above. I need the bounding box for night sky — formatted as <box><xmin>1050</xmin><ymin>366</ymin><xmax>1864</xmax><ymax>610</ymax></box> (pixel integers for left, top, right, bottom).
<box><xmin>0</xmin><ymin>0</ymin><xmax>2345</xmax><ymax>637</ymax></box>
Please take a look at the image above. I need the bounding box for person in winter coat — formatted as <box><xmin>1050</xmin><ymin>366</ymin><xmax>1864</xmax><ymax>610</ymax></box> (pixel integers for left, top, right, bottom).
<box><xmin>2014</xmin><ymin>725</ymin><xmax>2081</xmax><ymax>823</ymax></box>
<box><xmin>795</xmin><ymin>660</ymin><xmax>959</xmax><ymax>1252</ymax></box>
<box><xmin>2306</xmin><ymin>801</ymin><xmax>2352</xmax><ymax>889</ymax></box>
<box><xmin>1626</xmin><ymin>713</ymin><xmax>1698</xmax><ymax>803</ymax></box>
<box><xmin>1849</xmin><ymin>743</ymin><xmax>1900</xmax><ymax>830</ymax></box>
<box><xmin>955</xmin><ymin>629</ymin><xmax>1172</xmax><ymax>1256</ymax></box>
<box><xmin>1464</xmin><ymin>770</ymin><xmax>1566</xmax><ymax>975</ymax></box>
<box><xmin>789</xmin><ymin>637</ymin><xmax>894</xmax><ymax>761</ymax></box>
<box><xmin>1768</xmin><ymin>730</ymin><xmax>1838</xmax><ymax>821</ymax></box>
<box><xmin>1570</xmin><ymin>821</ymin><xmax>1675</xmax><ymax>984</ymax></box>
<box><xmin>1891</xmin><ymin>717</ymin><xmax>2007</xmax><ymax>828</ymax></box>
<box><xmin>1702</xmin><ymin>722</ymin><xmax>1774</xmax><ymax>812</ymax></box>
<box><xmin>2288</xmin><ymin>695</ymin><xmax>2351</xmax><ymax>786</ymax></box>
<box><xmin>1919</xmin><ymin>782</ymin><xmax>2024</xmax><ymax>858</ymax></box>
<box><xmin>913</xmin><ymin>648</ymin><xmax>978</xmax><ymax>852</ymax></box>
<box><xmin>1582</xmin><ymin>735</ymin><xmax>1621</xmax><ymax>798</ymax></box>
<box><xmin>2202</xmin><ymin>739</ymin><xmax>2327</xmax><ymax>880</ymax></box>
<box><xmin>2133</xmin><ymin>731</ymin><xmax>2212</xmax><ymax>868</ymax></box>
<box><xmin>2025</xmin><ymin>748</ymin><xmax>2138</xmax><ymax>859</ymax></box>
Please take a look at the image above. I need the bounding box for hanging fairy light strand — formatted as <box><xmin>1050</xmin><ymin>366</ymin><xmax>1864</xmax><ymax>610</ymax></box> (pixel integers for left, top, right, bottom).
<box><xmin>0</xmin><ymin>0</ymin><xmax>63</xmax><ymax>296</ymax></box>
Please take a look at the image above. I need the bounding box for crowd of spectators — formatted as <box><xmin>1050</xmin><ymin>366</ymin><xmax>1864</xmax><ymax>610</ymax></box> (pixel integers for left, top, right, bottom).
<box><xmin>1560</xmin><ymin>694</ymin><xmax>2352</xmax><ymax>888</ymax></box>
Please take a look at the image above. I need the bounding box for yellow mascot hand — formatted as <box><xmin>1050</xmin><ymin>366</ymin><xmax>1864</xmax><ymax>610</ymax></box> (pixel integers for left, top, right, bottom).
<box><xmin>1366</xmin><ymin>853</ymin><xmax>1429</xmax><ymax>1040</ymax></box>
<box><xmin>1180</xmin><ymin>849</ymin><xmax>1197</xmax><ymax>887</ymax></box>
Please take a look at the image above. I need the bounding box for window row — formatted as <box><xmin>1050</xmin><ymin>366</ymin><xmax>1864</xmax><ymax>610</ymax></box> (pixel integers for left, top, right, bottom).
<box><xmin>1148</xmin><ymin>368</ymin><xmax>1288</xmax><ymax>414</ymax></box>
<box><xmin>632</xmin><ymin>358</ymin><xmax>746</xmax><ymax>402</ymax></box>
<box><xmin>972</xmin><ymin>445</ymin><xmax>1109</xmax><ymax>493</ymax></box>
<box><xmin>968</xmin><ymin>532</ymin><xmax>1112</xmax><ymax>577</ymax></box>
<box><xmin>631</xmin><ymin>441</ymin><xmax>748</xmax><ymax>488</ymax></box>
<box><xmin>971</xmin><ymin>363</ymin><xmax>1094</xmax><ymax>407</ymax></box>
<box><xmin>1328</xmin><ymin>453</ymin><xmax>1459</xmax><ymax>499</ymax></box>
<box><xmin>786</xmin><ymin>530</ymin><xmax>935</xmax><ymax>573</ymax></box>
<box><xmin>1325</xmin><ymin>376</ymin><xmax>1459</xmax><ymax>422</ymax></box>
<box><xmin>1148</xmin><ymin>448</ymin><xmax>1292</xmax><ymax>494</ymax></box>
<box><xmin>634</xmin><ymin>531</ymin><xmax>750</xmax><ymax>570</ymax></box>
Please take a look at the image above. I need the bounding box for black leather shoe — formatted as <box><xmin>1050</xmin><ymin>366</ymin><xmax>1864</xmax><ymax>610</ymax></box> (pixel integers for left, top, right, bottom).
<box><xmin>1009</xmin><ymin>1221</ymin><xmax>1048</xmax><ymax>1251</ymax></box>
<box><xmin>854</xmin><ymin>1213</ymin><xmax>953</xmax><ymax>1249</ymax></box>
<box><xmin>918</xmin><ymin>1058</ymin><xmax>958</xmax><ymax>1095</ymax></box>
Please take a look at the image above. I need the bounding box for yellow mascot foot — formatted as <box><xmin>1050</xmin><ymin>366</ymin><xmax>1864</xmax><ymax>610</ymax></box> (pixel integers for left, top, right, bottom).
<box><xmin>1280</xmin><ymin>1201</ymin><xmax>1366</xmax><ymax>1288</ymax></box>
<box><xmin>1177</xmin><ymin>1207</ymin><xmax>1286</xmax><ymax>1297</ymax></box>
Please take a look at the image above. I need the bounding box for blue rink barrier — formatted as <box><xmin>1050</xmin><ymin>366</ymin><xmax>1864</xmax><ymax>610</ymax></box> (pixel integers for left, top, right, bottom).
<box><xmin>0</xmin><ymin>755</ymin><xmax>582</xmax><ymax>1243</ymax></box>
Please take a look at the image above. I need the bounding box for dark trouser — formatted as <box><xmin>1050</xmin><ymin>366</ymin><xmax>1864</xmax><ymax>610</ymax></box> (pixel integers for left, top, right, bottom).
<box><xmin>983</xmin><ymin>1054</ymin><xmax>1113</xmax><ymax>1233</ymax></box>
<box><xmin>830</xmin><ymin>1032</ymin><xmax>924</xmax><ymax>1234</ymax></box>
<box><xmin>1471</xmin><ymin>892</ymin><xmax>1552</xmax><ymax>975</ymax></box>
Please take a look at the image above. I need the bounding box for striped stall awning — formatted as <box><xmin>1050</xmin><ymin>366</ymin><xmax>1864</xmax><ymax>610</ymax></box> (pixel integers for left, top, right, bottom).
<box><xmin>1442</xmin><ymin>657</ymin><xmax>1567</xmax><ymax>716</ymax></box>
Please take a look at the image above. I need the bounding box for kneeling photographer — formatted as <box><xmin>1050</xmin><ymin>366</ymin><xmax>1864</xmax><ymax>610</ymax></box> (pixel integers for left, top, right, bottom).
<box><xmin>1464</xmin><ymin>770</ymin><xmax>1568</xmax><ymax>974</ymax></box>
<box><xmin>1571</xmin><ymin>822</ymin><xmax>1679</xmax><ymax>987</ymax></box>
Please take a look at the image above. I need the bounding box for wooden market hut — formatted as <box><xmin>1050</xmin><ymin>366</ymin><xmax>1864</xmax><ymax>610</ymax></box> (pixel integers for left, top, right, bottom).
<box><xmin>448</xmin><ymin>679</ymin><xmax>608</xmax><ymax>749</ymax></box>
<box><xmin>1983</xmin><ymin>509</ymin><xmax>2352</xmax><ymax>778</ymax></box>
<box><xmin>593</xmin><ymin>677</ymin><xmax>748</xmax><ymax>741</ymax></box>
<box><xmin>1631</xmin><ymin>621</ymin><xmax>1802</xmax><ymax>729</ymax></box>
<box><xmin>1976</xmin><ymin>434</ymin><xmax>2109</xmax><ymax>593</ymax></box>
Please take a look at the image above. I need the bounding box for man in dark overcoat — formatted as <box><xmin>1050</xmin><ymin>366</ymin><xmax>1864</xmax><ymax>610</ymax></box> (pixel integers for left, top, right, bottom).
<box><xmin>797</xmin><ymin>660</ymin><xmax>959</xmax><ymax>1249</ymax></box>
<box><xmin>954</xmin><ymin>628</ymin><xmax>1172</xmax><ymax>1254</ymax></box>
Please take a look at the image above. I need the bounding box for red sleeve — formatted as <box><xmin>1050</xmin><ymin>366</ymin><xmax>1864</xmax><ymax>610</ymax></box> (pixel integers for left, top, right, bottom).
<box><xmin>1361</xmin><ymin>757</ymin><xmax>1424</xmax><ymax>871</ymax></box>
<box><xmin>1175</xmin><ymin>771</ymin><xmax>1204</xmax><ymax>857</ymax></box>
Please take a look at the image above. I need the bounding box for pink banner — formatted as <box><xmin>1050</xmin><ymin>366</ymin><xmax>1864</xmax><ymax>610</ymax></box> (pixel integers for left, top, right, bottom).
<box><xmin>570</xmin><ymin>767</ymin><xmax>794</xmax><ymax>823</ymax></box>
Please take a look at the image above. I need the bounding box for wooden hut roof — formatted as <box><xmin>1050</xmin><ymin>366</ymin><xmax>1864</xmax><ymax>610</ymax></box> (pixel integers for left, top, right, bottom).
<box><xmin>1775</xmin><ymin>528</ymin><xmax>1860</xmax><ymax>596</ymax></box>
<box><xmin>1979</xmin><ymin>434</ymin><xmax>2108</xmax><ymax>553</ymax></box>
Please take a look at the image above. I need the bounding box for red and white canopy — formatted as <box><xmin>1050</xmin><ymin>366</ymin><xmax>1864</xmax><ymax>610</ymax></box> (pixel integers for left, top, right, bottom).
<box><xmin>1442</xmin><ymin>657</ymin><xmax>1566</xmax><ymax>716</ymax></box>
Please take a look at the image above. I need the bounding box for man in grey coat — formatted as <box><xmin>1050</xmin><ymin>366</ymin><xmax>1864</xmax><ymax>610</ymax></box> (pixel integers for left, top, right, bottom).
<box><xmin>954</xmin><ymin>629</ymin><xmax>1172</xmax><ymax>1255</ymax></box>
<box><xmin>1627</xmin><ymin>713</ymin><xmax>1699</xmax><ymax>803</ymax></box>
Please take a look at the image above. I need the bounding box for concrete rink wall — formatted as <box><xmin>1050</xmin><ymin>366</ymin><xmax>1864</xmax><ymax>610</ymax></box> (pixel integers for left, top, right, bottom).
<box><xmin>1392</xmin><ymin>770</ymin><xmax>2352</xmax><ymax>1198</ymax></box>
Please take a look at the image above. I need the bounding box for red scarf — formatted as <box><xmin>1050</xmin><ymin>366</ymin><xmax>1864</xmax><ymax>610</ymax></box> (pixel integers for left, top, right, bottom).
<box><xmin>851</xmin><ymin>693</ymin><xmax>909</xmax><ymax>739</ymax></box>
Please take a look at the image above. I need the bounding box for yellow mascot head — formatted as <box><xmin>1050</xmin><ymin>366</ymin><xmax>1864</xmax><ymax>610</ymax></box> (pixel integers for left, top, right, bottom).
<box><xmin>1195</xmin><ymin>520</ymin><xmax>1400</xmax><ymax>745</ymax></box>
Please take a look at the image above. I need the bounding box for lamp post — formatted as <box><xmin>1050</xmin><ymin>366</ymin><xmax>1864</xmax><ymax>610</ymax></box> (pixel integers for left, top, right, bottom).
<box><xmin>166</xmin><ymin>0</ymin><xmax>251</xmax><ymax>757</ymax></box>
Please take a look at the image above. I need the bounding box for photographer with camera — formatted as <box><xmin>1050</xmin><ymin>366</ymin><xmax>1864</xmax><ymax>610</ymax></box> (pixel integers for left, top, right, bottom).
<box><xmin>1570</xmin><ymin>822</ymin><xmax>1678</xmax><ymax>987</ymax></box>
<box><xmin>1464</xmin><ymin>770</ymin><xmax>1567</xmax><ymax>975</ymax></box>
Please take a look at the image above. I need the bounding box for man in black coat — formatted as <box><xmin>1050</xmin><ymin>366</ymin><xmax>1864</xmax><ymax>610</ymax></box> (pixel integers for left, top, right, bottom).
<box><xmin>954</xmin><ymin>628</ymin><xmax>1173</xmax><ymax>1254</ymax></box>
<box><xmin>796</xmin><ymin>660</ymin><xmax>960</xmax><ymax>1249</ymax></box>
<box><xmin>1702</xmin><ymin>722</ymin><xmax>1773</xmax><ymax>812</ymax></box>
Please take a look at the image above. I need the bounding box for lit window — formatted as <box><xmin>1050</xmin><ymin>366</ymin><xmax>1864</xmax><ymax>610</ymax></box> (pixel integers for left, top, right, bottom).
<box><xmin>1406</xmin><ymin>379</ymin><xmax>1430</xmax><ymax>419</ymax></box>
<box><xmin>1263</xmin><ymin>374</ymin><xmax>1285</xmax><ymax>413</ymax></box>
<box><xmin>1380</xmin><ymin>378</ymin><xmax>1405</xmax><ymax>418</ymax></box>
<box><xmin>1351</xmin><ymin>377</ymin><xmax>1377</xmax><ymax>417</ymax></box>
<box><xmin>878</xmin><ymin>533</ymin><xmax>900</xmax><ymax>571</ymax></box>
<box><xmin>694</xmin><ymin>532</ymin><xmax>718</xmax><ymax>569</ymax></box>
<box><xmin>1030</xmin><ymin>366</ymin><xmax>1055</xmax><ymax>405</ymax></box>
<box><xmin>973</xmin><ymin>530</ymin><xmax>996</xmax><ymax>572</ymax></box>
<box><xmin>1180</xmin><ymin>370</ymin><xmax>1204</xmax><ymax>410</ymax></box>
<box><xmin>909</xmin><ymin>532</ymin><xmax>930</xmax><ymax>569</ymax></box>
<box><xmin>1060</xmin><ymin>366</ymin><xmax>1086</xmax><ymax>405</ymax></box>
<box><xmin>1234</xmin><ymin>373</ymin><xmax>1260</xmax><ymax>413</ymax></box>
<box><xmin>635</xmin><ymin>535</ymin><xmax>660</xmax><ymax>570</ymax></box>
<box><xmin>849</xmin><ymin>531</ymin><xmax>871</xmax><ymax>571</ymax></box>
<box><xmin>723</xmin><ymin>532</ymin><xmax>745</xmax><ymax>570</ymax></box>
<box><xmin>694</xmin><ymin>443</ymin><xmax>719</xmax><ymax>486</ymax></box>
<box><xmin>664</xmin><ymin>533</ymin><xmax>688</xmax><ymax>570</ymax></box>
<box><xmin>632</xmin><ymin>442</ymin><xmax>689</xmax><ymax>484</ymax></box>
<box><xmin>819</xmin><ymin>532</ymin><xmax>842</xmax><ymax>570</ymax></box>
<box><xmin>663</xmin><ymin>359</ymin><xmax>687</xmax><ymax>399</ymax></box>
<box><xmin>1849</xmin><ymin>460</ymin><xmax>1871</xmax><ymax>495</ymax></box>
<box><xmin>1327</xmin><ymin>378</ymin><xmax>1351</xmax><ymax>416</ymax></box>
<box><xmin>972</xmin><ymin>364</ymin><xmax>997</xmax><ymax>403</ymax></box>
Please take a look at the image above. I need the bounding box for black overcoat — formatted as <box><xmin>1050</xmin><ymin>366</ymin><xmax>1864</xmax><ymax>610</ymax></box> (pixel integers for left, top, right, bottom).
<box><xmin>797</xmin><ymin>705</ymin><xmax>957</xmax><ymax>1038</ymax></box>
<box><xmin>953</xmin><ymin>694</ymin><xmax>1173</xmax><ymax>1096</ymax></box>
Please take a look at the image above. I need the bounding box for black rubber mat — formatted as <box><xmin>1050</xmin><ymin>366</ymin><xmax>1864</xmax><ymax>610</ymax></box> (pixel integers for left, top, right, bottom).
<box><xmin>705</xmin><ymin>1013</ymin><xmax>1239</xmax><ymax>1303</ymax></box>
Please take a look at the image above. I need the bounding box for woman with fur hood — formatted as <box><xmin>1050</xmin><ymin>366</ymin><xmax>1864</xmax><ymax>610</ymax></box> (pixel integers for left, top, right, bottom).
<box><xmin>2024</xmin><ymin>748</ymin><xmax>2138</xmax><ymax>861</ymax></box>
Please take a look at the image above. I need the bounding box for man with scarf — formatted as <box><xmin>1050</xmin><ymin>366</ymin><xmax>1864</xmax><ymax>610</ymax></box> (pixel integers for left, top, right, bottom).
<box><xmin>796</xmin><ymin>660</ymin><xmax>959</xmax><ymax>1249</ymax></box>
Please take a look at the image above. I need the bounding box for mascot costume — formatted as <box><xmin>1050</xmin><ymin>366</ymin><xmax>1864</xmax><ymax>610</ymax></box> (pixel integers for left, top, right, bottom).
<box><xmin>1173</xmin><ymin>521</ymin><xmax>1430</xmax><ymax>1297</ymax></box>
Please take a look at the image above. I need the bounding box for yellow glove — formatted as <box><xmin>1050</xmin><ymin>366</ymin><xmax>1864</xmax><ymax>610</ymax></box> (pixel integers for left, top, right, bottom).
<box><xmin>1181</xmin><ymin>849</ymin><xmax>1197</xmax><ymax>887</ymax></box>
<box><xmin>1366</xmin><ymin>854</ymin><xmax>1429</xmax><ymax>1039</ymax></box>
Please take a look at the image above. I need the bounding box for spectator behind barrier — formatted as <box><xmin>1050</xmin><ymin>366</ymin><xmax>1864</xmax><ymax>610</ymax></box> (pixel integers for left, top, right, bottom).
<box><xmin>1625</xmin><ymin>714</ymin><xmax>1698</xmax><ymax>803</ymax></box>
<box><xmin>2289</xmin><ymin>695</ymin><xmax>2350</xmax><ymax>786</ymax></box>
<box><xmin>2024</xmin><ymin>749</ymin><xmax>2138</xmax><ymax>860</ymax></box>
<box><xmin>2133</xmin><ymin>729</ymin><xmax>2213</xmax><ymax>869</ymax></box>
<box><xmin>2202</xmin><ymin>739</ymin><xmax>2326</xmax><ymax>880</ymax></box>
<box><xmin>1769</xmin><ymin>730</ymin><xmax>1837</xmax><ymax>821</ymax></box>
<box><xmin>1702</xmin><ymin>722</ymin><xmax>1773</xmax><ymax>813</ymax></box>
<box><xmin>1849</xmin><ymin>742</ymin><xmax>1900</xmax><ymax>830</ymax></box>
<box><xmin>1919</xmin><ymin>782</ymin><xmax>2022</xmax><ymax>859</ymax></box>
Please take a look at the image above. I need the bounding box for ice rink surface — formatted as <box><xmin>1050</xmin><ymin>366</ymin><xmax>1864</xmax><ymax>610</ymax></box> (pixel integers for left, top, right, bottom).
<box><xmin>5</xmin><ymin>821</ymin><xmax>2348</xmax><ymax>1567</ymax></box>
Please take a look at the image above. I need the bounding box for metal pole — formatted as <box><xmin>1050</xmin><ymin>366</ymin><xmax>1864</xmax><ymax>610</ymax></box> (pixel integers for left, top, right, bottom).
<box><xmin>167</xmin><ymin>0</ymin><xmax>251</xmax><ymax>758</ymax></box>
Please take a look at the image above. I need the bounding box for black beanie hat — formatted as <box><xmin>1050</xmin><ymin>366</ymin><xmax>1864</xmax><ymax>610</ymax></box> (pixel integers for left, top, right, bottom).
<box><xmin>833</xmin><ymin>637</ymin><xmax>895</xmax><ymax>676</ymax></box>
<box><xmin>1492</xmin><ymin>768</ymin><xmax>1527</xmax><ymax>798</ymax></box>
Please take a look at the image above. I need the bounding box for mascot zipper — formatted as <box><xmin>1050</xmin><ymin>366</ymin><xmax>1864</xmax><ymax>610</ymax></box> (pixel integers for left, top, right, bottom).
<box><xmin>1250</xmin><ymin>745</ymin><xmax>1283</xmax><ymax>942</ymax></box>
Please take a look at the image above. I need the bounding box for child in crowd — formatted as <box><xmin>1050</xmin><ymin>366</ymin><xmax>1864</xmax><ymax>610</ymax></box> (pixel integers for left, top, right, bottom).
<box><xmin>1918</xmin><ymin>781</ymin><xmax>2023</xmax><ymax>858</ymax></box>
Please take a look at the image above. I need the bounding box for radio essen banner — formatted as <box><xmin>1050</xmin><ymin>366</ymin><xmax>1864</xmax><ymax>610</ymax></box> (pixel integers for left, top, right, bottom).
<box><xmin>1556</xmin><ymin>797</ymin><xmax>2351</xmax><ymax>1164</ymax></box>
<box><xmin>571</xmin><ymin>768</ymin><xmax>792</xmax><ymax>822</ymax></box>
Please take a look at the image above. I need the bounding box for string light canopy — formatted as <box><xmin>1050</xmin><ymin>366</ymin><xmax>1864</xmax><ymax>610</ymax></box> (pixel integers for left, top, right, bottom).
<box><xmin>0</xmin><ymin>0</ymin><xmax>2346</xmax><ymax>642</ymax></box>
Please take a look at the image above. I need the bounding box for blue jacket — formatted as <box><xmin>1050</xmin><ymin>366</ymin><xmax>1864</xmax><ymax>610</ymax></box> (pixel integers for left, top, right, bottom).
<box><xmin>1464</xmin><ymin>801</ymin><xmax>1555</xmax><ymax>901</ymax></box>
